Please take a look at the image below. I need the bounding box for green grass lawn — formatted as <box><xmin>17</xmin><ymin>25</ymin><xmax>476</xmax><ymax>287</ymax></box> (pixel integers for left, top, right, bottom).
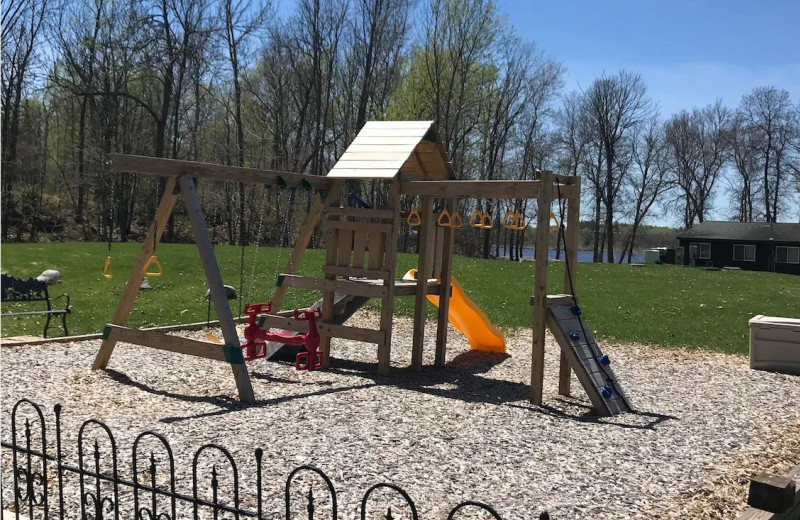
<box><xmin>2</xmin><ymin>242</ymin><xmax>797</xmax><ymax>355</ymax></box>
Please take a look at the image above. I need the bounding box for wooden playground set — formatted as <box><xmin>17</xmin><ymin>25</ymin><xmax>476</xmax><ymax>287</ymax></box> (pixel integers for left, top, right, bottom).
<box><xmin>94</xmin><ymin>120</ymin><xmax>631</xmax><ymax>416</ymax></box>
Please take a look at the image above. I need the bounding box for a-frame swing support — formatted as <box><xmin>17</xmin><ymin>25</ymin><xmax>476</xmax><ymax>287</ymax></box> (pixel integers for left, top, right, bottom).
<box><xmin>96</xmin><ymin>126</ymin><xmax>620</xmax><ymax>412</ymax></box>
<box><xmin>93</xmin><ymin>155</ymin><xmax>342</xmax><ymax>404</ymax></box>
<box><xmin>93</xmin><ymin>173</ymin><xmax>255</xmax><ymax>403</ymax></box>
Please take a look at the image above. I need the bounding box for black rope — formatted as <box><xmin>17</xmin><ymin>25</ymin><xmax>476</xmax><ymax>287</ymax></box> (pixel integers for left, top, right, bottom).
<box><xmin>555</xmin><ymin>181</ymin><xmax>632</xmax><ymax>409</ymax></box>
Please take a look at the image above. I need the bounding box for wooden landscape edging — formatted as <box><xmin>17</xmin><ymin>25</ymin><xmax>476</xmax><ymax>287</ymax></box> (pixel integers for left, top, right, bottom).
<box><xmin>736</xmin><ymin>464</ymin><xmax>800</xmax><ymax>519</ymax></box>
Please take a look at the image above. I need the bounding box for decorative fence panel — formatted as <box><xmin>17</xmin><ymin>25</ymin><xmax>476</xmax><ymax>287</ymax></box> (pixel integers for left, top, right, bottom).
<box><xmin>1</xmin><ymin>399</ymin><xmax>550</xmax><ymax>519</ymax></box>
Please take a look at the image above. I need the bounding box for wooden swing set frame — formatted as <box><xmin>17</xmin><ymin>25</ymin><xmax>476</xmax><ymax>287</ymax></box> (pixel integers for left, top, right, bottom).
<box><xmin>94</xmin><ymin>124</ymin><xmax>579</xmax><ymax>408</ymax></box>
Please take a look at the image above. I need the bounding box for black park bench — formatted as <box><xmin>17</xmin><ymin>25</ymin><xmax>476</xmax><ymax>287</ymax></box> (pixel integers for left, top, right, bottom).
<box><xmin>1</xmin><ymin>274</ymin><xmax>71</xmax><ymax>338</ymax></box>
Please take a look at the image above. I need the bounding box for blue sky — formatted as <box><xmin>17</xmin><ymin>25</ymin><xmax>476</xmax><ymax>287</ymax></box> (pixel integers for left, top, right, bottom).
<box><xmin>496</xmin><ymin>0</ymin><xmax>800</xmax><ymax>117</ymax></box>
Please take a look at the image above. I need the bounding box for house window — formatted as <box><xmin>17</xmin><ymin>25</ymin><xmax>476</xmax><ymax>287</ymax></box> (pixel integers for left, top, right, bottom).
<box><xmin>776</xmin><ymin>246</ymin><xmax>800</xmax><ymax>264</ymax></box>
<box><xmin>733</xmin><ymin>244</ymin><xmax>756</xmax><ymax>262</ymax></box>
<box><xmin>693</xmin><ymin>243</ymin><xmax>711</xmax><ymax>260</ymax></box>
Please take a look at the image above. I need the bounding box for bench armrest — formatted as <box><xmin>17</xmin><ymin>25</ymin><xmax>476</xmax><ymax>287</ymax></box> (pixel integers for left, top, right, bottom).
<box><xmin>52</xmin><ymin>293</ymin><xmax>71</xmax><ymax>311</ymax></box>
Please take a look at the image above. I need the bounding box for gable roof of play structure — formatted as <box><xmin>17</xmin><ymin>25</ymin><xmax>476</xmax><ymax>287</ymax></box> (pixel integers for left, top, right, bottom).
<box><xmin>676</xmin><ymin>221</ymin><xmax>800</xmax><ymax>244</ymax></box>
<box><xmin>327</xmin><ymin>121</ymin><xmax>455</xmax><ymax>180</ymax></box>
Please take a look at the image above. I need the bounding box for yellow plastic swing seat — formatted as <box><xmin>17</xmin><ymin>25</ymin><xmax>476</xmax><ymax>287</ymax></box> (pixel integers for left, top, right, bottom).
<box><xmin>103</xmin><ymin>256</ymin><xmax>113</xmax><ymax>279</ymax></box>
<box><xmin>142</xmin><ymin>255</ymin><xmax>163</xmax><ymax>277</ymax></box>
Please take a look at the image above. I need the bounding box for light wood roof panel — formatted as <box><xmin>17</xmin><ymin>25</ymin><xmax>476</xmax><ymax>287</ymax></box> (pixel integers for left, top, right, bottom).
<box><xmin>328</xmin><ymin>120</ymin><xmax>453</xmax><ymax>181</ymax></box>
<box><xmin>361</xmin><ymin>120</ymin><xmax>434</xmax><ymax>129</ymax></box>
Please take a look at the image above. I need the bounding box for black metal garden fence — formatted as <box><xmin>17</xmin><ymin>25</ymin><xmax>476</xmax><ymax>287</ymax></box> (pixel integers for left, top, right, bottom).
<box><xmin>1</xmin><ymin>399</ymin><xmax>550</xmax><ymax>519</ymax></box>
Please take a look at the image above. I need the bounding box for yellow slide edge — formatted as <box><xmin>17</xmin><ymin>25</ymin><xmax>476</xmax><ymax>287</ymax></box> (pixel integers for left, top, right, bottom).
<box><xmin>403</xmin><ymin>270</ymin><xmax>506</xmax><ymax>354</ymax></box>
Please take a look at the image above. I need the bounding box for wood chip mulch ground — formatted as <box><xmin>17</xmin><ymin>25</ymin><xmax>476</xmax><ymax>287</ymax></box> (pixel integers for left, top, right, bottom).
<box><xmin>2</xmin><ymin>311</ymin><xmax>799</xmax><ymax>519</ymax></box>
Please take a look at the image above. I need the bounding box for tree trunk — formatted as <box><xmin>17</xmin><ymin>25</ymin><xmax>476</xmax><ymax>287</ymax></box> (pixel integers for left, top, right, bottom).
<box><xmin>592</xmin><ymin>190</ymin><xmax>601</xmax><ymax>262</ymax></box>
<box><xmin>605</xmin><ymin>147</ymin><xmax>615</xmax><ymax>264</ymax></box>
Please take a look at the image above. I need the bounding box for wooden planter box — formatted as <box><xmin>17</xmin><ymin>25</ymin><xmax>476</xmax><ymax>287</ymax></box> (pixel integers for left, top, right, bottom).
<box><xmin>749</xmin><ymin>315</ymin><xmax>800</xmax><ymax>375</ymax></box>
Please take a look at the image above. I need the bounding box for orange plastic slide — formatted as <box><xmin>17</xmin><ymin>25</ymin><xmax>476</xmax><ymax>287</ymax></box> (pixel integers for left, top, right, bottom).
<box><xmin>404</xmin><ymin>270</ymin><xmax>505</xmax><ymax>354</ymax></box>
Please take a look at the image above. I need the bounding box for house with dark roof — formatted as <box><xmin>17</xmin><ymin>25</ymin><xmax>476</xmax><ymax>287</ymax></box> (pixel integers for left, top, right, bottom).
<box><xmin>676</xmin><ymin>221</ymin><xmax>800</xmax><ymax>275</ymax></box>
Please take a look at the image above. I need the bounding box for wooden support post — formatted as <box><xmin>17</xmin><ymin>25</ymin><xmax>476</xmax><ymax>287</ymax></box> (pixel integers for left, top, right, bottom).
<box><xmin>377</xmin><ymin>181</ymin><xmax>401</xmax><ymax>376</ymax></box>
<box><xmin>104</xmin><ymin>325</ymin><xmax>240</xmax><ymax>362</ymax></box>
<box><xmin>531</xmin><ymin>171</ymin><xmax>553</xmax><ymax>405</ymax></box>
<box><xmin>178</xmin><ymin>174</ymin><xmax>255</xmax><ymax>404</ymax></box>
<box><xmin>434</xmin><ymin>198</ymin><xmax>456</xmax><ymax>367</ymax></box>
<box><xmin>559</xmin><ymin>178</ymin><xmax>580</xmax><ymax>397</ymax></box>
<box><xmin>271</xmin><ymin>182</ymin><xmax>342</xmax><ymax>311</ymax></box>
<box><xmin>411</xmin><ymin>197</ymin><xmax>435</xmax><ymax>371</ymax></box>
<box><xmin>320</xmin><ymin>222</ymin><xmax>339</xmax><ymax>369</ymax></box>
<box><xmin>92</xmin><ymin>177</ymin><xmax>180</xmax><ymax>370</ymax></box>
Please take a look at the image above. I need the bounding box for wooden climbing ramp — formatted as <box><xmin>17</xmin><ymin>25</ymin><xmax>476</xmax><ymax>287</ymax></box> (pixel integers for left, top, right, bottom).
<box><xmin>542</xmin><ymin>295</ymin><xmax>632</xmax><ymax>416</ymax></box>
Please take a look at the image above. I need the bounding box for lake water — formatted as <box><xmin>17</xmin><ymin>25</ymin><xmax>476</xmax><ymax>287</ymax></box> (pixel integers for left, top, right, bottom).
<box><xmin>498</xmin><ymin>247</ymin><xmax>645</xmax><ymax>263</ymax></box>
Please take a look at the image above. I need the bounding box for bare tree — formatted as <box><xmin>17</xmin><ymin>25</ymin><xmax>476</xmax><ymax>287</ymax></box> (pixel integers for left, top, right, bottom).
<box><xmin>738</xmin><ymin>86</ymin><xmax>797</xmax><ymax>222</ymax></box>
<box><xmin>422</xmin><ymin>0</ymin><xmax>500</xmax><ymax>169</ymax></box>
<box><xmin>1</xmin><ymin>0</ymin><xmax>52</xmax><ymax>239</ymax></box>
<box><xmin>218</xmin><ymin>0</ymin><xmax>269</xmax><ymax>245</ymax></box>
<box><xmin>583</xmin><ymin>70</ymin><xmax>653</xmax><ymax>262</ymax></box>
<box><xmin>621</xmin><ymin>117</ymin><xmax>671</xmax><ymax>262</ymax></box>
<box><xmin>664</xmin><ymin>101</ymin><xmax>732</xmax><ymax>227</ymax></box>
<box><xmin>729</xmin><ymin>114</ymin><xmax>762</xmax><ymax>221</ymax></box>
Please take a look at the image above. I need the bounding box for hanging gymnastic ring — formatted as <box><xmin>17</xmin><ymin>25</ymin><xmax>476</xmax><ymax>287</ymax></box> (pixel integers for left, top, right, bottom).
<box><xmin>437</xmin><ymin>209</ymin><xmax>452</xmax><ymax>227</ymax></box>
<box><xmin>143</xmin><ymin>255</ymin><xmax>163</xmax><ymax>277</ymax></box>
<box><xmin>103</xmin><ymin>256</ymin><xmax>113</xmax><ymax>279</ymax></box>
<box><xmin>502</xmin><ymin>211</ymin><xmax>516</xmax><ymax>229</ymax></box>
<box><xmin>407</xmin><ymin>208</ymin><xmax>422</xmax><ymax>227</ymax></box>
<box><xmin>468</xmin><ymin>209</ymin><xmax>483</xmax><ymax>228</ymax></box>
<box><xmin>449</xmin><ymin>211</ymin><xmax>463</xmax><ymax>228</ymax></box>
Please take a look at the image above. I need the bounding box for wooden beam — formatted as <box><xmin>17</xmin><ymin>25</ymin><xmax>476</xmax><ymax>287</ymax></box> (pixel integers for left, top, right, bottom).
<box><xmin>378</xmin><ymin>181</ymin><xmax>401</xmax><ymax>375</ymax></box>
<box><xmin>278</xmin><ymin>274</ymin><xmax>388</xmax><ymax>298</ymax></box>
<box><xmin>258</xmin><ymin>314</ymin><xmax>317</xmax><ymax>334</ymax></box>
<box><xmin>271</xmin><ymin>182</ymin><xmax>342</xmax><ymax>311</ymax></box>
<box><xmin>736</xmin><ymin>465</ymin><xmax>800</xmax><ymax>519</ymax></box>
<box><xmin>747</xmin><ymin>473</ymin><xmax>797</xmax><ymax>513</ymax></box>
<box><xmin>319</xmin><ymin>323</ymin><xmax>384</xmax><ymax>344</ymax></box>
<box><xmin>109</xmin><ymin>154</ymin><xmax>331</xmax><ymax>191</ymax></box>
<box><xmin>411</xmin><ymin>197</ymin><xmax>435</xmax><ymax>371</ymax></box>
<box><xmin>327</xmin><ymin>220</ymin><xmax>393</xmax><ymax>234</ymax></box>
<box><xmin>320</xmin><ymin>222</ymin><xmax>339</xmax><ymax>368</ymax></box>
<box><xmin>418</xmin><ymin>141</ymin><xmax>451</xmax><ymax>179</ymax></box>
<box><xmin>530</xmin><ymin>294</ymin><xmax>578</xmax><ymax>308</ymax></box>
<box><xmin>257</xmin><ymin>315</ymin><xmax>384</xmax><ymax>345</ymax></box>
<box><xmin>93</xmin><ymin>177</ymin><xmax>180</xmax><ymax>370</ymax></box>
<box><xmin>321</xmin><ymin>265</ymin><xmax>391</xmax><ymax>279</ymax></box>
<box><xmin>530</xmin><ymin>170</ymin><xmax>553</xmax><ymax>406</ymax></box>
<box><xmin>104</xmin><ymin>325</ymin><xmax>236</xmax><ymax>363</ymax></box>
<box><xmin>399</xmin><ymin>180</ymin><xmax>577</xmax><ymax>200</ymax></box>
<box><xmin>392</xmin><ymin>279</ymin><xmax>445</xmax><ymax>297</ymax></box>
<box><xmin>559</xmin><ymin>179</ymin><xmax>581</xmax><ymax>397</ymax></box>
<box><xmin>412</xmin><ymin>150</ymin><xmax>430</xmax><ymax>176</ymax></box>
<box><xmin>326</xmin><ymin>207</ymin><xmax>393</xmax><ymax>219</ymax></box>
<box><xmin>179</xmin><ymin>174</ymin><xmax>255</xmax><ymax>404</ymax></box>
<box><xmin>434</xmin><ymin>198</ymin><xmax>457</xmax><ymax>367</ymax></box>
